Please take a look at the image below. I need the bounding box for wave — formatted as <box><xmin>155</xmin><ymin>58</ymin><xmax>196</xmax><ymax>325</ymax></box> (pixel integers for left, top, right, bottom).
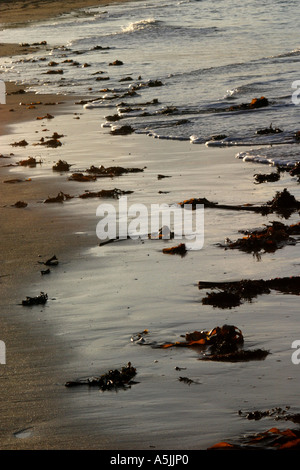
<box><xmin>236</xmin><ymin>145</ymin><xmax>300</xmax><ymax>168</ymax></box>
<box><xmin>121</xmin><ymin>18</ymin><xmax>161</xmax><ymax>33</ymax></box>
<box><xmin>270</xmin><ymin>48</ymin><xmax>300</xmax><ymax>59</ymax></box>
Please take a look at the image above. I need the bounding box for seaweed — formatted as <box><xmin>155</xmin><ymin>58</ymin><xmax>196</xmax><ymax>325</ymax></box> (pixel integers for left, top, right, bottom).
<box><xmin>228</xmin><ymin>96</ymin><xmax>269</xmax><ymax>112</ymax></box>
<box><xmin>22</xmin><ymin>292</ymin><xmax>48</xmax><ymax>306</ymax></box>
<box><xmin>110</xmin><ymin>125</ymin><xmax>135</xmax><ymax>135</ymax></box>
<box><xmin>79</xmin><ymin>189</ymin><xmax>133</xmax><ymax>199</ymax></box>
<box><xmin>68</xmin><ymin>173</ymin><xmax>97</xmax><ymax>182</ymax></box>
<box><xmin>133</xmin><ymin>325</ymin><xmax>269</xmax><ymax>362</ymax></box>
<box><xmin>178</xmin><ymin>377</ymin><xmax>200</xmax><ymax>385</ymax></box>
<box><xmin>256</xmin><ymin>123</ymin><xmax>282</xmax><ymax>135</ymax></box>
<box><xmin>38</xmin><ymin>255</ymin><xmax>59</xmax><ymax>266</ymax></box>
<box><xmin>208</xmin><ymin>427</ymin><xmax>300</xmax><ymax>450</ymax></box>
<box><xmin>36</xmin><ymin>113</ymin><xmax>54</xmax><ymax>120</ymax></box>
<box><xmin>41</xmin><ymin>269</ymin><xmax>50</xmax><ymax>275</ymax></box>
<box><xmin>44</xmin><ymin>192</ymin><xmax>73</xmax><ymax>203</ymax></box>
<box><xmin>201</xmin><ymin>290</ymin><xmax>242</xmax><ymax>309</ymax></box>
<box><xmin>65</xmin><ymin>362</ymin><xmax>137</xmax><ymax>391</ymax></box>
<box><xmin>289</xmin><ymin>162</ymin><xmax>300</xmax><ymax>177</ymax></box>
<box><xmin>254</xmin><ymin>172</ymin><xmax>280</xmax><ymax>184</ymax></box>
<box><xmin>238</xmin><ymin>406</ymin><xmax>295</xmax><ymax>422</ymax></box>
<box><xmin>198</xmin><ymin>276</ymin><xmax>300</xmax><ymax>308</ymax></box>
<box><xmin>13</xmin><ymin>201</ymin><xmax>27</xmax><ymax>208</ymax></box>
<box><xmin>18</xmin><ymin>157</ymin><xmax>41</xmax><ymax>167</ymax></box>
<box><xmin>10</xmin><ymin>139</ymin><xmax>28</xmax><ymax>147</ymax></box>
<box><xmin>52</xmin><ymin>160</ymin><xmax>72</xmax><ymax>171</ymax></box>
<box><xmin>162</xmin><ymin>243</ymin><xmax>187</xmax><ymax>257</ymax></box>
<box><xmin>221</xmin><ymin>220</ymin><xmax>299</xmax><ymax>259</ymax></box>
<box><xmin>201</xmin><ymin>348</ymin><xmax>269</xmax><ymax>362</ymax></box>
<box><xmin>148</xmin><ymin>226</ymin><xmax>175</xmax><ymax>240</ymax></box>
<box><xmin>85</xmin><ymin>165</ymin><xmax>144</xmax><ymax>177</ymax></box>
<box><xmin>178</xmin><ymin>189</ymin><xmax>300</xmax><ymax>218</ymax></box>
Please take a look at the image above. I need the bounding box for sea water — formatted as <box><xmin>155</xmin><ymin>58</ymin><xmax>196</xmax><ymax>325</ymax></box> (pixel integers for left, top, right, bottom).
<box><xmin>0</xmin><ymin>0</ymin><xmax>300</xmax><ymax>165</ymax></box>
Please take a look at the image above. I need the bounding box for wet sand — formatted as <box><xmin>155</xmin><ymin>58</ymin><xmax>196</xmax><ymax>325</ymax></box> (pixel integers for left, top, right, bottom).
<box><xmin>1</xmin><ymin>0</ymin><xmax>300</xmax><ymax>453</ymax></box>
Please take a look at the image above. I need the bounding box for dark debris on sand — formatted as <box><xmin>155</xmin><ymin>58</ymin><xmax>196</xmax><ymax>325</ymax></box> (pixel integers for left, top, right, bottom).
<box><xmin>178</xmin><ymin>188</ymin><xmax>300</xmax><ymax>218</ymax></box>
<box><xmin>198</xmin><ymin>276</ymin><xmax>300</xmax><ymax>308</ymax></box>
<box><xmin>132</xmin><ymin>325</ymin><xmax>269</xmax><ymax>362</ymax></box>
<box><xmin>221</xmin><ymin>220</ymin><xmax>300</xmax><ymax>259</ymax></box>
<box><xmin>65</xmin><ymin>362</ymin><xmax>138</xmax><ymax>391</ymax></box>
<box><xmin>22</xmin><ymin>292</ymin><xmax>48</xmax><ymax>306</ymax></box>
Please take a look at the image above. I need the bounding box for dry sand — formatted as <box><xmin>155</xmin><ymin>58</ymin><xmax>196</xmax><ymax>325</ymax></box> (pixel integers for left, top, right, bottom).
<box><xmin>1</xmin><ymin>0</ymin><xmax>300</xmax><ymax>453</ymax></box>
<box><xmin>0</xmin><ymin>0</ymin><xmax>136</xmax><ymax>26</ymax></box>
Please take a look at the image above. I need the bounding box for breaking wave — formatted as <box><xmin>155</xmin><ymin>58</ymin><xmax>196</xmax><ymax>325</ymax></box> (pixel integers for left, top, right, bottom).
<box><xmin>121</xmin><ymin>18</ymin><xmax>161</xmax><ymax>33</ymax></box>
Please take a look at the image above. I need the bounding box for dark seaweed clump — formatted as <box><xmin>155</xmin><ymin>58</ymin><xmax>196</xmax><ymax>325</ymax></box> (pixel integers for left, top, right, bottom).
<box><xmin>65</xmin><ymin>362</ymin><xmax>137</xmax><ymax>391</ymax></box>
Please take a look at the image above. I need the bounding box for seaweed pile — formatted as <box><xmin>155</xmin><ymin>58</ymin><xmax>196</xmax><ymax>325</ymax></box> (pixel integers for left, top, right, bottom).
<box><xmin>254</xmin><ymin>172</ymin><xmax>280</xmax><ymax>184</ymax></box>
<box><xmin>222</xmin><ymin>220</ymin><xmax>300</xmax><ymax>259</ymax></box>
<box><xmin>198</xmin><ymin>276</ymin><xmax>300</xmax><ymax>309</ymax></box>
<box><xmin>79</xmin><ymin>188</ymin><xmax>133</xmax><ymax>199</ymax></box>
<box><xmin>177</xmin><ymin>189</ymin><xmax>300</xmax><ymax>218</ymax></box>
<box><xmin>162</xmin><ymin>243</ymin><xmax>187</xmax><ymax>257</ymax></box>
<box><xmin>85</xmin><ymin>164</ymin><xmax>144</xmax><ymax>177</ymax></box>
<box><xmin>132</xmin><ymin>325</ymin><xmax>269</xmax><ymax>362</ymax></box>
<box><xmin>22</xmin><ymin>292</ymin><xmax>48</xmax><ymax>306</ymax></box>
<box><xmin>209</xmin><ymin>427</ymin><xmax>300</xmax><ymax>450</ymax></box>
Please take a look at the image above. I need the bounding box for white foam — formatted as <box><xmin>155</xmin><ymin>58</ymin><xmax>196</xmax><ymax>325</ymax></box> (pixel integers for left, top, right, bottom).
<box><xmin>236</xmin><ymin>147</ymin><xmax>300</xmax><ymax>168</ymax></box>
<box><xmin>121</xmin><ymin>18</ymin><xmax>158</xmax><ymax>33</ymax></box>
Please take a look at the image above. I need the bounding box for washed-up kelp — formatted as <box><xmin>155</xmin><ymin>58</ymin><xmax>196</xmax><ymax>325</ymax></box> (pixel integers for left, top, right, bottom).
<box><xmin>238</xmin><ymin>407</ymin><xmax>300</xmax><ymax>423</ymax></box>
<box><xmin>289</xmin><ymin>162</ymin><xmax>300</xmax><ymax>176</ymax></box>
<box><xmin>208</xmin><ymin>427</ymin><xmax>300</xmax><ymax>450</ymax></box>
<box><xmin>221</xmin><ymin>220</ymin><xmax>300</xmax><ymax>259</ymax></box>
<box><xmin>162</xmin><ymin>243</ymin><xmax>187</xmax><ymax>257</ymax></box>
<box><xmin>228</xmin><ymin>96</ymin><xmax>269</xmax><ymax>112</ymax></box>
<box><xmin>13</xmin><ymin>201</ymin><xmax>27</xmax><ymax>208</ymax></box>
<box><xmin>132</xmin><ymin>325</ymin><xmax>269</xmax><ymax>362</ymax></box>
<box><xmin>85</xmin><ymin>165</ymin><xmax>144</xmax><ymax>177</ymax></box>
<box><xmin>178</xmin><ymin>189</ymin><xmax>300</xmax><ymax>218</ymax></box>
<box><xmin>38</xmin><ymin>255</ymin><xmax>59</xmax><ymax>266</ymax></box>
<box><xmin>65</xmin><ymin>362</ymin><xmax>137</xmax><ymax>391</ymax></box>
<box><xmin>68</xmin><ymin>173</ymin><xmax>97</xmax><ymax>182</ymax></box>
<box><xmin>79</xmin><ymin>188</ymin><xmax>133</xmax><ymax>199</ymax></box>
<box><xmin>44</xmin><ymin>192</ymin><xmax>73</xmax><ymax>203</ymax></box>
<box><xmin>254</xmin><ymin>172</ymin><xmax>280</xmax><ymax>184</ymax></box>
<box><xmin>99</xmin><ymin>226</ymin><xmax>174</xmax><ymax>246</ymax></box>
<box><xmin>256</xmin><ymin>123</ymin><xmax>282</xmax><ymax>135</ymax></box>
<box><xmin>36</xmin><ymin>133</ymin><xmax>64</xmax><ymax>148</ymax></box>
<box><xmin>202</xmin><ymin>291</ymin><xmax>242</xmax><ymax>309</ymax></box>
<box><xmin>11</xmin><ymin>139</ymin><xmax>28</xmax><ymax>147</ymax></box>
<box><xmin>110</xmin><ymin>124</ymin><xmax>135</xmax><ymax>135</ymax></box>
<box><xmin>198</xmin><ymin>276</ymin><xmax>300</xmax><ymax>308</ymax></box>
<box><xmin>52</xmin><ymin>160</ymin><xmax>72</xmax><ymax>171</ymax></box>
<box><xmin>22</xmin><ymin>292</ymin><xmax>48</xmax><ymax>306</ymax></box>
<box><xmin>18</xmin><ymin>157</ymin><xmax>41</xmax><ymax>167</ymax></box>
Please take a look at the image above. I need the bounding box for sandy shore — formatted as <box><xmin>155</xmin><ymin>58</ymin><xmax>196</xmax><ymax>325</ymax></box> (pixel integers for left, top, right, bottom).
<box><xmin>0</xmin><ymin>0</ymin><xmax>143</xmax><ymax>450</ymax></box>
<box><xmin>1</xmin><ymin>0</ymin><xmax>300</xmax><ymax>454</ymax></box>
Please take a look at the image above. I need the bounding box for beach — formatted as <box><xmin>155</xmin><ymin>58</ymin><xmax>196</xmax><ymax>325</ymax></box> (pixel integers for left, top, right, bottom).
<box><xmin>1</xmin><ymin>0</ymin><xmax>300</xmax><ymax>453</ymax></box>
